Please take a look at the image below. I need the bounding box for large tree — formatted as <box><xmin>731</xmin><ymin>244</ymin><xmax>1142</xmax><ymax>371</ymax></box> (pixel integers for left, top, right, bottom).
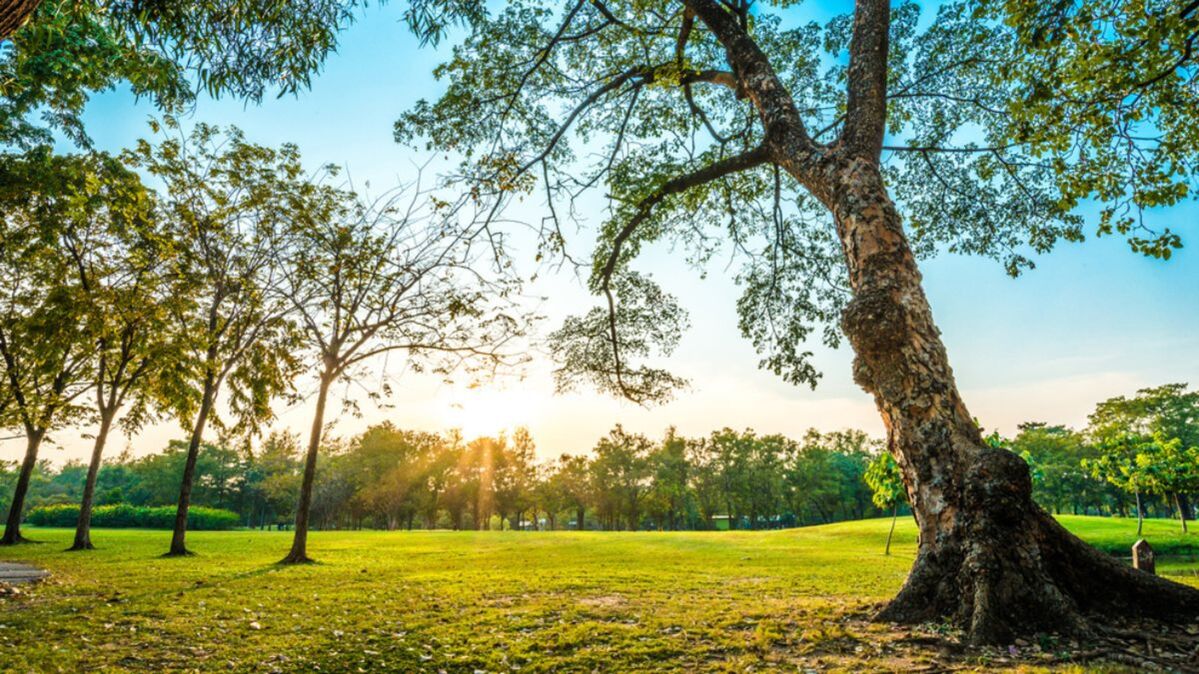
<box><xmin>276</xmin><ymin>179</ymin><xmax>525</xmax><ymax>563</ymax></box>
<box><xmin>125</xmin><ymin>122</ymin><xmax>303</xmax><ymax>556</ymax></box>
<box><xmin>396</xmin><ymin>0</ymin><xmax>1199</xmax><ymax>643</ymax></box>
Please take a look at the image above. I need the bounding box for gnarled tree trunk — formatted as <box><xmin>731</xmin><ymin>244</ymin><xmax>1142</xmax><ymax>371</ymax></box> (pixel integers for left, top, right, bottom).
<box><xmin>828</xmin><ymin>155</ymin><xmax>1199</xmax><ymax>645</ymax></box>
<box><xmin>680</xmin><ymin>0</ymin><xmax>1199</xmax><ymax>643</ymax></box>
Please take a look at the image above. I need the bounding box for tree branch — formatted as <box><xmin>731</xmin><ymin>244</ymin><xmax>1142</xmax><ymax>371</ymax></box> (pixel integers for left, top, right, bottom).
<box><xmin>841</xmin><ymin>0</ymin><xmax>890</xmax><ymax>161</ymax></box>
<box><xmin>597</xmin><ymin>144</ymin><xmax>771</xmax><ymax>400</ymax></box>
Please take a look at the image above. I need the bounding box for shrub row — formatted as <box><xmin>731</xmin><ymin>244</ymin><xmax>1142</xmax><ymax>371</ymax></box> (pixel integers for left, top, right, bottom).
<box><xmin>26</xmin><ymin>503</ymin><xmax>239</xmax><ymax>530</ymax></box>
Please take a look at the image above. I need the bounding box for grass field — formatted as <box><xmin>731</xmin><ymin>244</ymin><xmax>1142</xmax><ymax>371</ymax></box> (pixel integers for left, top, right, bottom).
<box><xmin>1</xmin><ymin>516</ymin><xmax>1196</xmax><ymax>673</ymax></box>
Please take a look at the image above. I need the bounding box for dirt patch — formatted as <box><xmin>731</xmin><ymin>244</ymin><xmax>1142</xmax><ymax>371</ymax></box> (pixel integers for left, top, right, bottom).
<box><xmin>576</xmin><ymin>594</ymin><xmax>627</xmax><ymax>609</ymax></box>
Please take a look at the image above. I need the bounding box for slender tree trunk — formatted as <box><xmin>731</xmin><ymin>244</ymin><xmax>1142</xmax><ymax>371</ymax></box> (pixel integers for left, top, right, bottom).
<box><xmin>1</xmin><ymin>429</ymin><xmax>45</xmax><ymax>545</ymax></box>
<box><xmin>576</xmin><ymin>505</ymin><xmax>585</xmax><ymax>531</ymax></box>
<box><xmin>1136</xmin><ymin>492</ymin><xmax>1145</xmax><ymax>537</ymax></box>
<box><xmin>281</xmin><ymin>372</ymin><xmax>333</xmax><ymax>564</ymax></box>
<box><xmin>70</xmin><ymin>410</ymin><xmax>116</xmax><ymax>551</ymax></box>
<box><xmin>822</xmin><ymin>155</ymin><xmax>1199</xmax><ymax>643</ymax></box>
<box><xmin>885</xmin><ymin>502</ymin><xmax>898</xmax><ymax>556</ymax></box>
<box><xmin>167</xmin><ymin>378</ymin><xmax>216</xmax><ymax>557</ymax></box>
<box><xmin>1175</xmin><ymin>493</ymin><xmax>1188</xmax><ymax>534</ymax></box>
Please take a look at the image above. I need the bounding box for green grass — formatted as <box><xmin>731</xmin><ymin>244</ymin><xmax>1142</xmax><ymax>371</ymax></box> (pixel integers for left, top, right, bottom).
<box><xmin>0</xmin><ymin>516</ymin><xmax>1195</xmax><ymax>673</ymax></box>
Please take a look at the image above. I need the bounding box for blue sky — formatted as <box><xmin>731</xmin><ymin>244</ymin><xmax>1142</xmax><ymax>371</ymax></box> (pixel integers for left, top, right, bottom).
<box><xmin>10</xmin><ymin>1</ymin><xmax>1199</xmax><ymax>463</ymax></box>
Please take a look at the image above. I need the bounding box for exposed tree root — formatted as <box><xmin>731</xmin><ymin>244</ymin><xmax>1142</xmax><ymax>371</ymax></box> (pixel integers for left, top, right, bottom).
<box><xmin>876</xmin><ymin>447</ymin><xmax>1199</xmax><ymax>646</ymax></box>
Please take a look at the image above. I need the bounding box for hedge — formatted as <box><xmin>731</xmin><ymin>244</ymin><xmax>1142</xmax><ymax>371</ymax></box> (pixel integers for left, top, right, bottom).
<box><xmin>26</xmin><ymin>503</ymin><xmax>239</xmax><ymax>530</ymax></box>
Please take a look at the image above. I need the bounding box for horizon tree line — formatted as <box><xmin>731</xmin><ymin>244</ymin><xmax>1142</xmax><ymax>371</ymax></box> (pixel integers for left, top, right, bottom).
<box><xmin>6</xmin><ymin>382</ymin><xmax>1196</xmax><ymax>538</ymax></box>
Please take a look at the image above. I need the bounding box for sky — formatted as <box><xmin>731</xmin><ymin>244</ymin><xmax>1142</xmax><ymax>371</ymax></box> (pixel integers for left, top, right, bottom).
<box><xmin>4</xmin><ymin>1</ymin><xmax>1198</xmax><ymax>465</ymax></box>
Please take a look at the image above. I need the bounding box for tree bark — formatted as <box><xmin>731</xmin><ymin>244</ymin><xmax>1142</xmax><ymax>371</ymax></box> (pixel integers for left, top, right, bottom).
<box><xmin>826</xmin><ymin>156</ymin><xmax>1199</xmax><ymax>644</ymax></box>
<box><xmin>1175</xmin><ymin>493</ymin><xmax>1189</xmax><ymax>534</ymax></box>
<box><xmin>0</xmin><ymin>0</ymin><xmax>40</xmax><ymax>41</ymax></box>
<box><xmin>167</xmin><ymin>376</ymin><xmax>216</xmax><ymax>557</ymax></box>
<box><xmin>282</xmin><ymin>371</ymin><xmax>332</xmax><ymax>564</ymax></box>
<box><xmin>70</xmin><ymin>409</ymin><xmax>115</xmax><ymax>551</ymax></box>
<box><xmin>1136</xmin><ymin>492</ymin><xmax>1144</xmax><ymax>537</ymax></box>
<box><xmin>0</xmin><ymin>428</ymin><xmax>45</xmax><ymax>545</ymax></box>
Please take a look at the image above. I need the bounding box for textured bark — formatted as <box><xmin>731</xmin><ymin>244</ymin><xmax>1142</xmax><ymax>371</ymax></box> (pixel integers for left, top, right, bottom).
<box><xmin>167</xmin><ymin>376</ymin><xmax>216</xmax><ymax>557</ymax></box>
<box><xmin>0</xmin><ymin>0</ymin><xmax>40</xmax><ymax>41</ymax></box>
<box><xmin>678</xmin><ymin>0</ymin><xmax>1199</xmax><ymax>644</ymax></box>
<box><xmin>281</xmin><ymin>371</ymin><xmax>333</xmax><ymax>564</ymax></box>
<box><xmin>0</xmin><ymin>429</ymin><xmax>44</xmax><ymax>545</ymax></box>
<box><xmin>69</xmin><ymin>409</ymin><xmax>115</xmax><ymax>551</ymax></box>
<box><xmin>828</xmin><ymin>155</ymin><xmax>1199</xmax><ymax>645</ymax></box>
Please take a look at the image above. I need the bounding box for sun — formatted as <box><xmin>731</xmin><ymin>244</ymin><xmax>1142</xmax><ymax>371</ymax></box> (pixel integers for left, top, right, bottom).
<box><xmin>439</xmin><ymin>385</ymin><xmax>544</xmax><ymax>439</ymax></box>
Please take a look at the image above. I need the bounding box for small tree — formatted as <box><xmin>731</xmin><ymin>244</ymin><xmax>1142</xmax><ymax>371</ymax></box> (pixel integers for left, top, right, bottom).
<box><xmin>56</xmin><ymin>163</ymin><xmax>169</xmax><ymax>551</ymax></box>
<box><xmin>1085</xmin><ymin>434</ymin><xmax>1155</xmax><ymax>537</ymax></box>
<box><xmin>126</xmin><ymin>121</ymin><xmax>303</xmax><ymax>556</ymax></box>
<box><xmin>865</xmin><ymin>452</ymin><xmax>905</xmax><ymax>555</ymax></box>
<box><xmin>277</xmin><ymin>183</ymin><xmax>526</xmax><ymax>562</ymax></box>
<box><xmin>1135</xmin><ymin>434</ymin><xmax>1199</xmax><ymax>534</ymax></box>
<box><xmin>0</xmin><ymin>149</ymin><xmax>149</xmax><ymax>545</ymax></box>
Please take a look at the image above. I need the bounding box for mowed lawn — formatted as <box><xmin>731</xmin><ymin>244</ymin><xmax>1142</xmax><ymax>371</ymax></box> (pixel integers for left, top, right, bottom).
<box><xmin>1</xmin><ymin>517</ymin><xmax>1196</xmax><ymax>673</ymax></box>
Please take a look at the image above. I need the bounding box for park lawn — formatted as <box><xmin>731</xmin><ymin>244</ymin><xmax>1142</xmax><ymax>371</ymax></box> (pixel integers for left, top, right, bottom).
<box><xmin>0</xmin><ymin>516</ymin><xmax>1196</xmax><ymax>673</ymax></box>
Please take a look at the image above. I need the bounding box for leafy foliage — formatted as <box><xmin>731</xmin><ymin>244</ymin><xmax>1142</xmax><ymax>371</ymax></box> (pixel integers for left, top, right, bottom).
<box><xmin>26</xmin><ymin>502</ymin><xmax>238</xmax><ymax>530</ymax></box>
<box><xmin>1</xmin><ymin>0</ymin><xmax>369</xmax><ymax>146</ymax></box>
<box><xmin>395</xmin><ymin>0</ymin><xmax>1199</xmax><ymax>401</ymax></box>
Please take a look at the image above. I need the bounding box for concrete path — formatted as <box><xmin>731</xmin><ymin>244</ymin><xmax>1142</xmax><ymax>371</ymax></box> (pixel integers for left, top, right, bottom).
<box><xmin>0</xmin><ymin>561</ymin><xmax>48</xmax><ymax>585</ymax></box>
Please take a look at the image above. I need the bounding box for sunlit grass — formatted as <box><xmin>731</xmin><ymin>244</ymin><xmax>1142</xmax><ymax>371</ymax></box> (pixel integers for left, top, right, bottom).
<box><xmin>0</xmin><ymin>516</ymin><xmax>1195</xmax><ymax>672</ymax></box>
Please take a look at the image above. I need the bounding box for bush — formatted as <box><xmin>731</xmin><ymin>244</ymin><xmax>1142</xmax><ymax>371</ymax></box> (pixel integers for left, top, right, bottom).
<box><xmin>26</xmin><ymin>503</ymin><xmax>239</xmax><ymax>530</ymax></box>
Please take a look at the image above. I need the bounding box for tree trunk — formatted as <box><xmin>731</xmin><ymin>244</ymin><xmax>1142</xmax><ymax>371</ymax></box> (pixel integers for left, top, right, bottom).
<box><xmin>0</xmin><ymin>0</ymin><xmax>41</xmax><ymax>41</ymax></box>
<box><xmin>167</xmin><ymin>377</ymin><xmax>216</xmax><ymax>557</ymax></box>
<box><xmin>576</xmin><ymin>506</ymin><xmax>585</xmax><ymax>531</ymax></box>
<box><xmin>281</xmin><ymin>372</ymin><xmax>332</xmax><ymax>564</ymax></box>
<box><xmin>826</xmin><ymin>156</ymin><xmax>1199</xmax><ymax>644</ymax></box>
<box><xmin>1</xmin><ymin>429</ymin><xmax>45</xmax><ymax>545</ymax></box>
<box><xmin>885</xmin><ymin>502</ymin><xmax>897</xmax><ymax>556</ymax></box>
<box><xmin>70</xmin><ymin>410</ymin><xmax>116</xmax><ymax>551</ymax></box>
<box><xmin>1175</xmin><ymin>493</ymin><xmax>1188</xmax><ymax>534</ymax></box>
<box><xmin>1136</xmin><ymin>492</ymin><xmax>1144</xmax><ymax>537</ymax></box>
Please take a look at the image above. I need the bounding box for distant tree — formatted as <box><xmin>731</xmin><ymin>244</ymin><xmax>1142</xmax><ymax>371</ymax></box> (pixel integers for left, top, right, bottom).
<box><xmin>0</xmin><ymin>150</ymin><xmax>148</xmax><ymax>545</ymax></box>
<box><xmin>865</xmin><ymin>452</ymin><xmax>905</xmax><ymax>555</ymax></box>
<box><xmin>250</xmin><ymin>431</ymin><xmax>303</xmax><ymax>529</ymax></box>
<box><xmin>743</xmin><ymin>433</ymin><xmax>786</xmax><ymax>530</ymax></box>
<box><xmin>1088</xmin><ymin>384</ymin><xmax>1199</xmax><ymax>533</ymax></box>
<box><xmin>647</xmin><ymin>428</ymin><xmax>689</xmax><ymax>530</ymax></box>
<box><xmin>1085</xmin><ymin>434</ymin><xmax>1156</xmax><ymax>537</ymax></box>
<box><xmin>590</xmin><ymin>426</ymin><xmax>651</xmax><ymax>530</ymax></box>
<box><xmin>552</xmin><ymin>453</ymin><xmax>592</xmax><ymax>531</ymax></box>
<box><xmin>1009</xmin><ymin>423</ymin><xmax>1112</xmax><ymax>516</ymax></box>
<box><xmin>1135</xmin><ymin>434</ymin><xmax>1199</xmax><ymax>534</ymax></box>
<box><xmin>686</xmin><ymin>437</ymin><xmax>723</xmax><ymax>530</ymax></box>
<box><xmin>126</xmin><ymin>121</ymin><xmax>304</xmax><ymax>556</ymax></box>
<box><xmin>708</xmin><ymin>428</ymin><xmax>749</xmax><ymax>530</ymax></box>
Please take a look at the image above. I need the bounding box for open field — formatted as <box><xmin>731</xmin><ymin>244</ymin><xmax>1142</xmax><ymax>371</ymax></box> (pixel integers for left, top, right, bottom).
<box><xmin>1</xmin><ymin>516</ymin><xmax>1196</xmax><ymax>673</ymax></box>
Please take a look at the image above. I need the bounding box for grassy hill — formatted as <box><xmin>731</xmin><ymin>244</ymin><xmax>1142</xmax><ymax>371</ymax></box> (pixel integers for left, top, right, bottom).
<box><xmin>0</xmin><ymin>516</ymin><xmax>1195</xmax><ymax>672</ymax></box>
